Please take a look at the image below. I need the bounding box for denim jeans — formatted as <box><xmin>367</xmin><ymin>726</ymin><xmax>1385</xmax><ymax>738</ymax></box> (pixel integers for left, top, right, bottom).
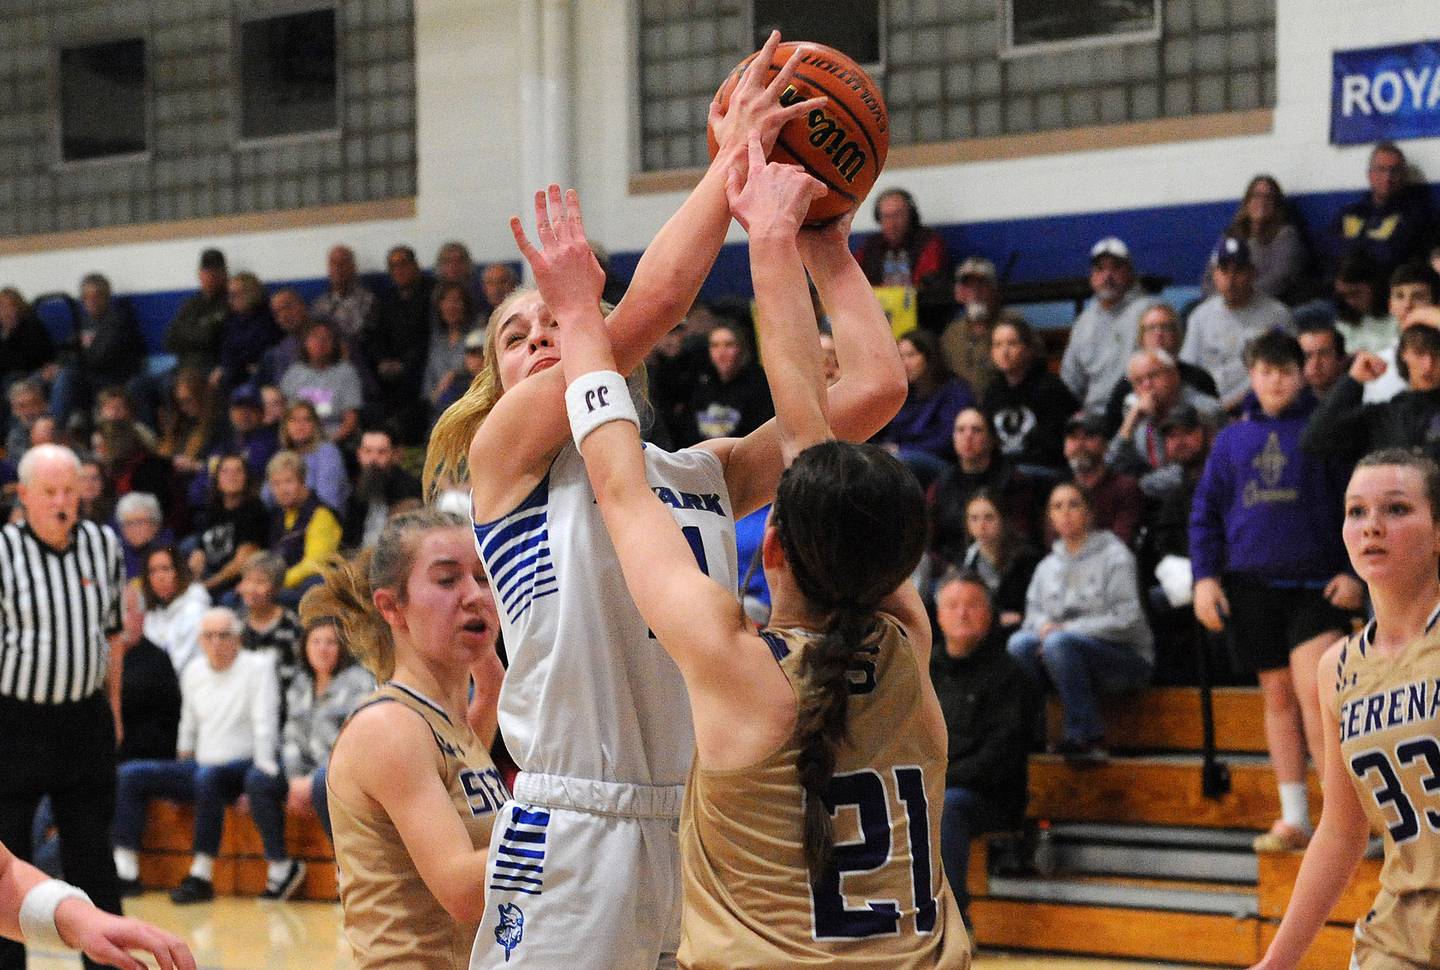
<box><xmin>940</xmin><ymin>787</ymin><xmax>1015</xmax><ymax>913</ymax></box>
<box><xmin>244</xmin><ymin>761</ymin><xmax>334</xmax><ymax>857</ymax></box>
<box><xmin>242</xmin><ymin>766</ymin><xmax>291</xmax><ymax>861</ymax></box>
<box><xmin>311</xmin><ymin>761</ymin><xmax>332</xmax><ymax>843</ymax></box>
<box><xmin>113</xmin><ymin>758</ymin><xmax>251</xmax><ymax>857</ymax></box>
<box><xmin>1007</xmin><ymin>628</ymin><xmax>1152</xmax><ymax>743</ymax></box>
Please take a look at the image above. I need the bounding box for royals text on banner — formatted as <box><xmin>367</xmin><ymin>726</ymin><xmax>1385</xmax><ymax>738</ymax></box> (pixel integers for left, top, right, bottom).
<box><xmin>1332</xmin><ymin>40</ymin><xmax>1440</xmax><ymax>146</ymax></box>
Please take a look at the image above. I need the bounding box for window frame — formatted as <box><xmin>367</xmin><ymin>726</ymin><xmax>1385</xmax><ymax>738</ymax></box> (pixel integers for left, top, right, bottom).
<box><xmin>51</xmin><ymin>32</ymin><xmax>153</xmax><ymax>170</ymax></box>
<box><xmin>747</xmin><ymin>0</ymin><xmax>888</xmax><ymax>76</ymax></box>
<box><xmin>998</xmin><ymin>0</ymin><xmax>1161</xmax><ymax>60</ymax></box>
<box><xmin>231</xmin><ymin>0</ymin><xmax>343</xmax><ymax>150</ymax></box>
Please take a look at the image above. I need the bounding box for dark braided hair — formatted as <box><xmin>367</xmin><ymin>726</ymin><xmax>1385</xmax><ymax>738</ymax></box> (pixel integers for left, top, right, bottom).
<box><xmin>771</xmin><ymin>441</ymin><xmax>927</xmax><ymax>877</ymax></box>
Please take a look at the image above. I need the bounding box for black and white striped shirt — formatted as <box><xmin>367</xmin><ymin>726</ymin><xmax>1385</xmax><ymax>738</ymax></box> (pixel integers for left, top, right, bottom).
<box><xmin>0</xmin><ymin>520</ymin><xmax>125</xmax><ymax>704</ymax></box>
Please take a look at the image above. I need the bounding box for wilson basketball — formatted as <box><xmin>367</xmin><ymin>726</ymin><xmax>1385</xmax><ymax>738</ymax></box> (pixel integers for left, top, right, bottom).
<box><xmin>706</xmin><ymin>42</ymin><xmax>889</xmax><ymax>225</ymax></box>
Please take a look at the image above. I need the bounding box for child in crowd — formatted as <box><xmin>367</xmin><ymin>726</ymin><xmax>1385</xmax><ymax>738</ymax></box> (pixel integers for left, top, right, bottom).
<box><xmin>1191</xmin><ymin>331</ymin><xmax>1362</xmax><ymax>852</ymax></box>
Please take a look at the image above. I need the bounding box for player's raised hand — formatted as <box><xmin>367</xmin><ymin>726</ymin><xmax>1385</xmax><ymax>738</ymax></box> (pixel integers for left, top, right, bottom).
<box><xmin>509</xmin><ymin>185</ymin><xmax>606</xmax><ymax>321</ymax></box>
<box><xmin>709</xmin><ymin>31</ymin><xmax>826</xmax><ymax>156</ymax></box>
<box><xmin>724</xmin><ymin>132</ymin><xmax>827</xmax><ymax>239</ymax></box>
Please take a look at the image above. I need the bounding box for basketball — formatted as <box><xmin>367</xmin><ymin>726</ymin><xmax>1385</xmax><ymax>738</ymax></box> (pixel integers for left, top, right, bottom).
<box><xmin>706</xmin><ymin>42</ymin><xmax>889</xmax><ymax>225</ymax></box>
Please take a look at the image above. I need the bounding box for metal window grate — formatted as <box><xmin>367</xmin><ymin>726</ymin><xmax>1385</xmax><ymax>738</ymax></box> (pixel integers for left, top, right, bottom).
<box><xmin>0</xmin><ymin>0</ymin><xmax>415</xmax><ymax>236</ymax></box>
<box><xmin>635</xmin><ymin>0</ymin><xmax>1274</xmax><ymax>172</ymax></box>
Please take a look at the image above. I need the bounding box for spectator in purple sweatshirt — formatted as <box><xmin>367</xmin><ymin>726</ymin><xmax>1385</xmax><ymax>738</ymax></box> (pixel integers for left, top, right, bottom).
<box><xmin>875</xmin><ymin>329</ymin><xmax>974</xmax><ymax>485</ymax></box>
<box><xmin>1189</xmin><ymin>330</ymin><xmax>1364</xmax><ymax>855</ymax></box>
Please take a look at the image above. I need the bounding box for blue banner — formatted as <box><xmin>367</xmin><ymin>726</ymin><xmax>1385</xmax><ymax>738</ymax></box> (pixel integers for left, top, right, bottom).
<box><xmin>1332</xmin><ymin>41</ymin><xmax>1440</xmax><ymax>146</ymax></box>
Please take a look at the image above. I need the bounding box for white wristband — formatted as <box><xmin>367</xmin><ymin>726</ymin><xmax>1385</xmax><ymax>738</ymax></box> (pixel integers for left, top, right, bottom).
<box><xmin>565</xmin><ymin>371</ymin><xmax>640</xmax><ymax>449</ymax></box>
<box><xmin>19</xmin><ymin>879</ymin><xmax>91</xmax><ymax>950</ymax></box>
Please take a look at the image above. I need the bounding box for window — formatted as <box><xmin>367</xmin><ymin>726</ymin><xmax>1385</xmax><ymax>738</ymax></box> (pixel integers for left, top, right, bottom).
<box><xmin>238</xmin><ymin>7</ymin><xmax>338</xmax><ymax>141</ymax></box>
<box><xmin>751</xmin><ymin>0</ymin><xmax>883</xmax><ymax>68</ymax></box>
<box><xmin>59</xmin><ymin>38</ymin><xmax>147</xmax><ymax>162</ymax></box>
<box><xmin>1002</xmin><ymin>0</ymin><xmax>1160</xmax><ymax>58</ymax></box>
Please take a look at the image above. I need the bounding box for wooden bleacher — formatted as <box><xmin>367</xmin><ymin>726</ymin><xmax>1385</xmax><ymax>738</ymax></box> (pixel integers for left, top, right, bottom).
<box><xmin>137</xmin><ymin>801</ymin><xmax>337</xmax><ymax>901</ymax></box>
<box><xmin>132</xmin><ymin>687</ymin><xmax>1384</xmax><ymax>966</ymax></box>
<box><xmin>967</xmin><ymin>686</ymin><xmax>1383</xmax><ymax>967</ymax></box>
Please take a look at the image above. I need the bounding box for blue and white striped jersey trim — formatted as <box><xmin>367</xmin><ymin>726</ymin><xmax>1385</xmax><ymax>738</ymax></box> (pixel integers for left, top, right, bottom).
<box><xmin>488</xmin><ymin>805</ymin><xmax>551</xmax><ymax>897</ymax></box>
<box><xmin>473</xmin><ymin>477</ymin><xmax>558</xmax><ymax>625</ymax></box>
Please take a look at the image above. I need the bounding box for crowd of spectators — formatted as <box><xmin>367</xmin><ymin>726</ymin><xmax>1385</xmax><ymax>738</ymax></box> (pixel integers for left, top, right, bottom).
<box><xmin>3</xmin><ymin>142</ymin><xmax>1440</xmax><ymax>908</ymax></box>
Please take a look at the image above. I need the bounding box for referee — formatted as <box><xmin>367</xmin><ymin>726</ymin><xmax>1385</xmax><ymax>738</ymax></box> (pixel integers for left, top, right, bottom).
<box><xmin>0</xmin><ymin>444</ymin><xmax>126</xmax><ymax>970</ymax></box>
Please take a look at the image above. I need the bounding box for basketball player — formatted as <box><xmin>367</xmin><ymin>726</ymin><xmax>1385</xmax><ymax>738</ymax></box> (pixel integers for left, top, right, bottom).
<box><xmin>1253</xmin><ymin>448</ymin><xmax>1440</xmax><ymax>969</ymax></box>
<box><xmin>528</xmin><ymin>133</ymin><xmax>969</xmax><ymax>967</ymax></box>
<box><xmin>312</xmin><ymin>509</ymin><xmax>508</xmax><ymax>970</ymax></box>
<box><xmin>1</xmin><ymin>840</ymin><xmax>194</xmax><ymax>970</ymax></box>
<box><xmin>425</xmin><ymin>41</ymin><xmax>907</xmax><ymax>970</ymax></box>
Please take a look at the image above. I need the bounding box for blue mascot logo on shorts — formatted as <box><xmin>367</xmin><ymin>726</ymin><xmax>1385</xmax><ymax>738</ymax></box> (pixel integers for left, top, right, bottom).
<box><xmin>495</xmin><ymin>903</ymin><xmax>524</xmax><ymax>961</ymax></box>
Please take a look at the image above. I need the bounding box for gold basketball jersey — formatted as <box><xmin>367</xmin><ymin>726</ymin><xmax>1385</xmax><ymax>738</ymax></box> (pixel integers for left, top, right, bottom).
<box><xmin>677</xmin><ymin>616</ymin><xmax>971</xmax><ymax>969</ymax></box>
<box><xmin>1333</xmin><ymin>616</ymin><xmax>1440</xmax><ymax>968</ymax></box>
<box><xmin>328</xmin><ymin>682</ymin><xmax>510</xmax><ymax>970</ymax></box>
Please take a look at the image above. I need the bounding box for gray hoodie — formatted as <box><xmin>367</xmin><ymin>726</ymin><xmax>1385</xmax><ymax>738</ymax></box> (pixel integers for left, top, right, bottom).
<box><xmin>1021</xmin><ymin>530</ymin><xmax>1153</xmax><ymax>665</ymax></box>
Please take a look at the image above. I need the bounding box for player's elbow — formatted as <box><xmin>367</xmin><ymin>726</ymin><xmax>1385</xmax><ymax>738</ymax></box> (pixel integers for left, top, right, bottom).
<box><xmin>867</xmin><ymin>362</ymin><xmax>909</xmax><ymax>426</ymax></box>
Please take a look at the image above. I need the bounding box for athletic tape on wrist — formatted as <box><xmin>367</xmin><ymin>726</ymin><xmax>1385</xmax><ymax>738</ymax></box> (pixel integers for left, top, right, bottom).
<box><xmin>565</xmin><ymin>371</ymin><xmax>640</xmax><ymax>449</ymax></box>
<box><xmin>19</xmin><ymin>879</ymin><xmax>92</xmax><ymax>950</ymax></box>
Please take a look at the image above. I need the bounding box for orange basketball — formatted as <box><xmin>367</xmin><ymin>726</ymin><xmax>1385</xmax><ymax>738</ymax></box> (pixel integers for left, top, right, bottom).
<box><xmin>706</xmin><ymin>42</ymin><xmax>889</xmax><ymax>225</ymax></box>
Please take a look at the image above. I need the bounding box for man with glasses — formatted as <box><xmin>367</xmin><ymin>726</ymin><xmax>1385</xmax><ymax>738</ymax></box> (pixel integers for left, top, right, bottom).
<box><xmin>1333</xmin><ymin>141</ymin><xmax>1434</xmax><ymax>283</ymax></box>
<box><xmin>1101</xmin><ymin>303</ymin><xmax>1218</xmax><ymax>435</ymax></box>
<box><xmin>1107</xmin><ymin>348</ymin><xmax>1222</xmax><ymax>476</ymax></box>
<box><xmin>110</xmin><ymin>607</ymin><xmax>292</xmax><ymax>904</ymax></box>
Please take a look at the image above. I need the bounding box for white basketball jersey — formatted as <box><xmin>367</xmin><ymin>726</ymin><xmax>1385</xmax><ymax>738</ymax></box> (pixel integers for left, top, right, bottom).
<box><xmin>473</xmin><ymin>442</ymin><xmax>738</xmax><ymax>787</ymax></box>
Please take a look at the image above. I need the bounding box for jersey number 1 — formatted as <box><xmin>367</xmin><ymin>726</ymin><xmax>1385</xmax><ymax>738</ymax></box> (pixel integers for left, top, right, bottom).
<box><xmin>810</xmin><ymin>766</ymin><xmax>937</xmax><ymax>939</ymax></box>
<box><xmin>647</xmin><ymin>526</ymin><xmax>709</xmax><ymax>641</ymax></box>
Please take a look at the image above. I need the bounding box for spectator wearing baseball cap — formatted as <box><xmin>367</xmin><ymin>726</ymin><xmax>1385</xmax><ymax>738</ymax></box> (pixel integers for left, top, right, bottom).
<box><xmin>183</xmin><ymin>385</ymin><xmax>281</xmax><ymax>513</ymax></box>
<box><xmin>941</xmin><ymin>256</ymin><xmax>1014</xmax><ymax>400</ymax></box>
<box><xmin>1060</xmin><ymin>236</ymin><xmax>1160</xmax><ymax>411</ymax></box>
<box><xmin>1062</xmin><ymin>410</ymin><xmax>1142</xmax><ymax>546</ymax></box>
<box><xmin>1180</xmin><ymin>236</ymin><xmax>1294</xmax><ymax>410</ymax></box>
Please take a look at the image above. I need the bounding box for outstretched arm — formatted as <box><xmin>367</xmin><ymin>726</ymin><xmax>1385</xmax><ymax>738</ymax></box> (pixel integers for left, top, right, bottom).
<box><xmin>470</xmin><ymin>33</ymin><xmax>826</xmax><ymax>517</ymax></box>
<box><xmin>703</xmin><ymin>206</ymin><xmax>908</xmax><ymax>517</ymax></box>
<box><xmin>0</xmin><ymin>841</ymin><xmax>195</xmax><ymax>970</ymax></box>
<box><xmin>508</xmin><ymin>182</ymin><xmax>753</xmax><ymax>675</ymax></box>
<box><xmin>724</xmin><ymin>132</ymin><xmax>831</xmax><ymax>463</ymax></box>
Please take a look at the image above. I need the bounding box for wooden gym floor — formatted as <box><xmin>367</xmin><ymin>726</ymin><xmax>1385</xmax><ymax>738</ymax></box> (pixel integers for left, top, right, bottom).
<box><xmin>25</xmin><ymin>892</ymin><xmax>1193</xmax><ymax>969</ymax></box>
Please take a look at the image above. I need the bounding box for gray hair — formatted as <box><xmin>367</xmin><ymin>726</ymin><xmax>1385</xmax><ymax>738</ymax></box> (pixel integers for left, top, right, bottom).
<box><xmin>16</xmin><ymin>444</ymin><xmax>81</xmax><ymax>486</ymax></box>
<box><xmin>115</xmin><ymin>492</ymin><xmax>162</xmax><ymax>524</ymax></box>
<box><xmin>242</xmin><ymin>551</ymin><xmax>286</xmax><ymax>589</ymax></box>
<box><xmin>7</xmin><ymin>378</ymin><xmax>44</xmax><ymax>406</ymax></box>
<box><xmin>201</xmin><ymin>606</ymin><xmax>244</xmax><ymax>636</ymax></box>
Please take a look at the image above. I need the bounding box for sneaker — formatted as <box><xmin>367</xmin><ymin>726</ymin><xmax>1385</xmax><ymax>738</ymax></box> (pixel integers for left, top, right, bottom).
<box><xmin>1252</xmin><ymin>820</ymin><xmax>1311</xmax><ymax>853</ymax></box>
<box><xmin>118</xmin><ymin>877</ymin><xmax>144</xmax><ymax>898</ymax></box>
<box><xmin>1055</xmin><ymin>737</ymin><xmax>1109</xmax><ymax>764</ymax></box>
<box><xmin>169</xmin><ymin>875</ymin><xmax>215</xmax><ymax>905</ymax></box>
<box><xmin>260</xmin><ymin>860</ymin><xmax>307</xmax><ymax>901</ymax></box>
